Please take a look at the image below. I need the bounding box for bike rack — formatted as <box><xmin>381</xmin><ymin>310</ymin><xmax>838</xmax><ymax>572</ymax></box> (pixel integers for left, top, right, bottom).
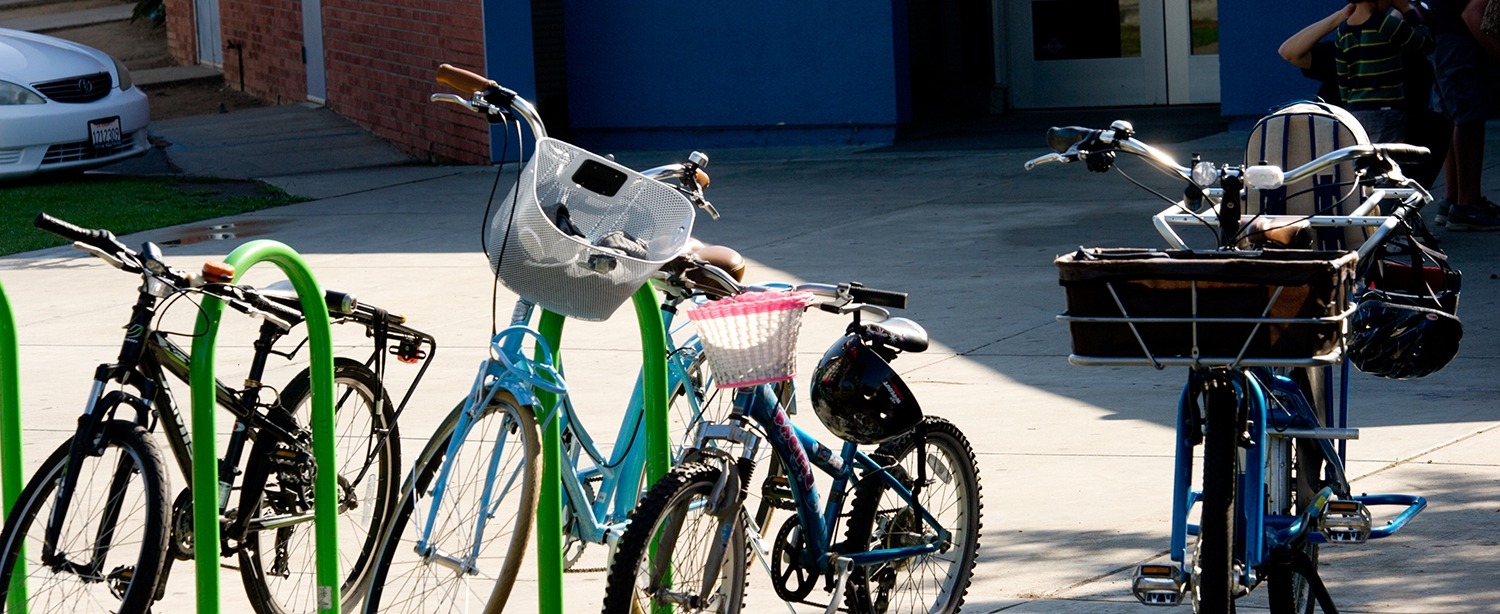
<box><xmin>0</xmin><ymin>279</ymin><xmax>27</xmax><ymax>612</ymax></box>
<box><xmin>189</xmin><ymin>241</ymin><xmax>341</xmax><ymax>614</ymax></box>
<box><xmin>531</xmin><ymin>285</ymin><xmax>671</xmax><ymax>614</ymax></box>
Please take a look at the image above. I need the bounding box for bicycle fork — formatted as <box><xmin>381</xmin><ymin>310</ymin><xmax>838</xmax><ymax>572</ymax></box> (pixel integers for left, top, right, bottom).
<box><xmin>42</xmin><ymin>377</ymin><xmax>152</xmax><ymax>589</ymax></box>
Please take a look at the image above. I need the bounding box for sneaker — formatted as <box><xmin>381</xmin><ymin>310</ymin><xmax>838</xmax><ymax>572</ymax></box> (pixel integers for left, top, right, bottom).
<box><xmin>1433</xmin><ymin>199</ymin><xmax>1452</xmax><ymax>226</ymax></box>
<box><xmin>1446</xmin><ymin>198</ymin><xmax>1500</xmax><ymax>231</ymax></box>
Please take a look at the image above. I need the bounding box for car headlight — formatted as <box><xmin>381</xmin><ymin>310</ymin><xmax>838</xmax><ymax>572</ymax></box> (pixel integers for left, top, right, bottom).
<box><xmin>0</xmin><ymin>80</ymin><xmax>45</xmax><ymax>105</ymax></box>
<box><xmin>111</xmin><ymin>56</ymin><xmax>133</xmax><ymax>90</ymax></box>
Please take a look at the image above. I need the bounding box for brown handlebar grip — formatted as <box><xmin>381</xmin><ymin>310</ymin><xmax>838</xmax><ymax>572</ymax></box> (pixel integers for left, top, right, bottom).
<box><xmin>437</xmin><ymin>63</ymin><xmax>496</xmax><ymax>93</ymax></box>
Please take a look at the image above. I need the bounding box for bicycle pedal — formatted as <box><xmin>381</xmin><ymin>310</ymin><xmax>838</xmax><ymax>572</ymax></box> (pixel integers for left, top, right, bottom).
<box><xmin>1320</xmin><ymin>499</ymin><xmax>1372</xmax><ymax>544</ymax></box>
<box><xmin>760</xmin><ymin>474</ymin><xmax>796</xmax><ymax>511</ymax></box>
<box><xmin>1131</xmin><ymin>564</ymin><xmax>1185</xmax><ymax>606</ymax></box>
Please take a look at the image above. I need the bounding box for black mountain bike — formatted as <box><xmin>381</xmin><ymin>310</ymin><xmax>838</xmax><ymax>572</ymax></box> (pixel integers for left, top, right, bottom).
<box><xmin>0</xmin><ymin>214</ymin><xmax>433</xmax><ymax>614</ymax></box>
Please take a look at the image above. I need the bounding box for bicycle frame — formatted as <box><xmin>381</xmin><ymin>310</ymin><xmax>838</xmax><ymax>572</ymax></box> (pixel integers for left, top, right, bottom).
<box><xmin>1148</xmin><ymin>186</ymin><xmax>1429</xmax><ymax>597</ymax></box>
<box><xmin>731</xmin><ymin>385</ymin><xmax>948</xmax><ymax>571</ymax></box>
<box><xmin>1168</xmin><ymin>368</ymin><xmax>1426</xmax><ymax>590</ymax></box>
<box><xmin>414</xmin><ymin>301</ymin><xmax>705</xmax><ymax>564</ymax></box>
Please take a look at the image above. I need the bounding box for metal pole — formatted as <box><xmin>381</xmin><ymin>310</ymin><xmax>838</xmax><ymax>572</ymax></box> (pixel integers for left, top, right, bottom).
<box><xmin>0</xmin><ymin>280</ymin><xmax>27</xmax><ymax>613</ymax></box>
<box><xmin>530</xmin><ymin>284</ymin><xmax>670</xmax><ymax>614</ymax></box>
<box><xmin>533</xmin><ymin>310</ymin><xmax>565</xmax><ymax>614</ymax></box>
<box><xmin>631</xmin><ymin>286</ymin><xmax>670</xmax><ymax>488</ymax></box>
<box><xmin>189</xmin><ymin>240</ymin><xmax>340</xmax><ymax>614</ymax></box>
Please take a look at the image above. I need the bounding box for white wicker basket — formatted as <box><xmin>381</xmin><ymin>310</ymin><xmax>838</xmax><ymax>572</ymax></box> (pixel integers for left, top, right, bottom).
<box><xmin>686</xmin><ymin>291</ymin><xmax>815</xmax><ymax>388</ymax></box>
<box><xmin>487</xmin><ymin>138</ymin><xmax>696</xmax><ymax>321</ymax></box>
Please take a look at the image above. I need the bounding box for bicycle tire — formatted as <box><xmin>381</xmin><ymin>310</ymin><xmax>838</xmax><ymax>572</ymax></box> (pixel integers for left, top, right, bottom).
<box><xmin>360</xmin><ymin>390</ymin><xmax>539</xmax><ymax>614</ymax></box>
<box><xmin>0</xmin><ymin>421</ymin><xmax>170</xmax><ymax>614</ymax></box>
<box><xmin>601</xmin><ymin>461</ymin><xmax>746</xmax><ymax>614</ymax></box>
<box><xmin>1193</xmin><ymin>379</ymin><xmax>1240</xmax><ymax>614</ymax></box>
<box><xmin>1267</xmin><ymin>368</ymin><xmax>1323</xmax><ymax>614</ymax></box>
<box><xmin>239</xmin><ymin>358</ymin><xmax>402</xmax><ymax>614</ymax></box>
<box><xmin>842</xmin><ymin>416</ymin><xmax>982</xmax><ymax>614</ymax></box>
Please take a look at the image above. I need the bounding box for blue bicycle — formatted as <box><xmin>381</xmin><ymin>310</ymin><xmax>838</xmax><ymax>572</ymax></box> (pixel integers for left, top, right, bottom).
<box><xmin>359</xmin><ymin>65</ymin><xmax>733</xmax><ymax>614</ymax></box>
<box><xmin>601</xmin><ymin>279</ymin><xmax>983</xmax><ymax>614</ymax></box>
<box><xmin>1031</xmin><ymin>120</ymin><xmax>1444</xmax><ymax>613</ymax></box>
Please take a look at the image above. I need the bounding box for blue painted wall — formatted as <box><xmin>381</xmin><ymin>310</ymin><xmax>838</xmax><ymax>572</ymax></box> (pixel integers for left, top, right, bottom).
<box><xmin>483</xmin><ymin>0</ymin><xmax>539</xmax><ymax>161</ymax></box>
<box><xmin>1219</xmin><ymin>1</ymin><xmax>1346</xmax><ymax>127</ymax></box>
<box><xmin>560</xmin><ymin>0</ymin><xmax>907</xmax><ymax>151</ymax></box>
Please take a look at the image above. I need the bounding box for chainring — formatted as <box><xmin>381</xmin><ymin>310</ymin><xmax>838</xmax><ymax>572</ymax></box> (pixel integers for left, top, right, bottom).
<box><xmin>560</xmin><ymin>475</ymin><xmax>599</xmax><ymax>571</ymax></box>
<box><xmin>771</xmin><ymin>515</ymin><xmax>818</xmax><ymax>602</ymax></box>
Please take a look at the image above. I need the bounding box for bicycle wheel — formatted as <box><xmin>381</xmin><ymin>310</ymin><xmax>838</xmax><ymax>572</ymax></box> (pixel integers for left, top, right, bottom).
<box><xmin>1267</xmin><ymin>369</ymin><xmax>1324</xmax><ymax>614</ymax></box>
<box><xmin>601</xmin><ymin>462</ymin><xmax>746</xmax><ymax>614</ymax></box>
<box><xmin>239</xmin><ymin>358</ymin><xmax>401</xmax><ymax>614</ymax></box>
<box><xmin>360</xmin><ymin>389</ymin><xmax>539</xmax><ymax>614</ymax></box>
<box><xmin>1193</xmin><ymin>379</ymin><xmax>1241</xmax><ymax>614</ymax></box>
<box><xmin>0</xmin><ymin>421</ymin><xmax>169</xmax><ymax>614</ymax></box>
<box><xmin>842</xmin><ymin>416</ymin><xmax>981</xmax><ymax>614</ymax></box>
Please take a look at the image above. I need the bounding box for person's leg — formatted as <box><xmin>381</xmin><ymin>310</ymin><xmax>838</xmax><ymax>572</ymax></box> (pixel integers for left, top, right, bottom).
<box><xmin>1445</xmin><ymin>119</ymin><xmax>1500</xmax><ymax>230</ymax></box>
<box><xmin>1430</xmin><ymin>120</ymin><xmax>1459</xmax><ymax>225</ymax></box>
<box><xmin>1453</xmin><ymin>119</ymin><xmax>1485</xmax><ymax>206</ymax></box>
<box><xmin>1444</xmin><ymin>128</ymin><xmax>1460</xmax><ymax>203</ymax></box>
<box><xmin>1431</xmin><ymin>32</ymin><xmax>1500</xmax><ymax>230</ymax></box>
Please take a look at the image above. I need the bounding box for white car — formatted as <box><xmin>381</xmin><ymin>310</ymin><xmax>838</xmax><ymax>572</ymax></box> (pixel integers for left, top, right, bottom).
<box><xmin>0</xmin><ymin>27</ymin><xmax>149</xmax><ymax>180</ymax></box>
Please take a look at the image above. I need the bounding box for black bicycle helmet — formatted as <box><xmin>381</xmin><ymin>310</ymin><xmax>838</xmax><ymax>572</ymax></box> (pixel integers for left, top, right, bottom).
<box><xmin>1346</xmin><ymin>296</ymin><xmax>1462</xmax><ymax>379</ymax></box>
<box><xmin>809</xmin><ymin>334</ymin><xmax>922</xmax><ymax>445</ymax></box>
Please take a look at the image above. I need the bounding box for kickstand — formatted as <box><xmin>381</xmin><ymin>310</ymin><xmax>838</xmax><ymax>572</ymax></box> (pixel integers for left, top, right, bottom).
<box><xmin>1289</xmin><ymin>551</ymin><xmax>1339</xmax><ymax>614</ymax></box>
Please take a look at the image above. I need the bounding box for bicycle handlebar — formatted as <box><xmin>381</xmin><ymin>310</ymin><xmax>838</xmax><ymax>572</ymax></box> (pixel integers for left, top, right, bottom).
<box><xmin>431</xmin><ymin>64</ymin><xmax>546</xmax><ymax>139</ymax></box>
<box><xmin>437</xmin><ymin>63</ymin><xmax>498</xmax><ymax>96</ymax></box>
<box><xmin>34</xmin><ymin>212</ymin><xmax>135</xmax><ymax>266</ymax></box>
<box><xmin>1028</xmin><ymin>123</ymin><xmax>1429</xmax><ymax>191</ymax></box>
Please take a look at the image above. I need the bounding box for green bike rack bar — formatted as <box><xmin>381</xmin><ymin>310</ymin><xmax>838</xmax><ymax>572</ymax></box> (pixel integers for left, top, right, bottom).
<box><xmin>189</xmin><ymin>241</ymin><xmax>340</xmax><ymax>614</ymax></box>
<box><xmin>531</xmin><ymin>284</ymin><xmax>672</xmax><ymax>614</ymax></box>
<box><xmin>0</xmin><ymin>280</ymin><xmax>27</xmax><ymax>612</ymax></box>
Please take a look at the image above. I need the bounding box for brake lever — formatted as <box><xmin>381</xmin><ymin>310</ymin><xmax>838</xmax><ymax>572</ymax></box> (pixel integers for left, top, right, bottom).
<box><xmin>1024</xmin><ymin>152</ymin><xmax>1068</xmax><ymax>171</ymax></box>
<box><xmin>73</xmin><ymin>242</ymin><xmax>134</xmax><ymax>271</ymax></box>
<box><xmin>225</xmin><ymin>297</ymin><xmax>294</xmax><ymax>331</ymax></box>
<box><xmin>246</xmin><ymin>306</ymin><xmax>295</xmax><ymax>332</ymax></box>
<box><xmin>693</xmin><ymin>195</ymin><xmax>720</xmax><ymax>220</ymax></box>
<box><xmin>430</xmin><ymin>93</ymin><xmax>473</xmax><ymax>109</ymax></box>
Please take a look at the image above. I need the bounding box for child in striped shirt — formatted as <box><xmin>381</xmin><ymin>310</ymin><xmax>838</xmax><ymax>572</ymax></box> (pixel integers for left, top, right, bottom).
<box><xmin>1334</xmin><ymin>0</ymin><xmax>1434</xmax><ymax>142</ymax></box>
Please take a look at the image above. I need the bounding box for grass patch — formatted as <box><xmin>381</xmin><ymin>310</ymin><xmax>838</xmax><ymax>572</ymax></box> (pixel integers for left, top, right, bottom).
<box><xmin>0</xmin><ymin>175</ymin><xmax>306</xmax><ymax>256</ymax></box>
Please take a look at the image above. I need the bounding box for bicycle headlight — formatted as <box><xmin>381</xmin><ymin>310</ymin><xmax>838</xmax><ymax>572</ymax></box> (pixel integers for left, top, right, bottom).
<box><xmin>0</xmin><ymin>80</ymin><xmax>45</xmax><ymax>105</ymax></box>
<box><xmin>111</xmin><ymin>56</ymin><xmax>133</xmax><ymax>90</ymax></box>
<box><xmin>1191</xmin><ymin>161</ymin><xmax>1218</xmax><ymax>189</ymax></box>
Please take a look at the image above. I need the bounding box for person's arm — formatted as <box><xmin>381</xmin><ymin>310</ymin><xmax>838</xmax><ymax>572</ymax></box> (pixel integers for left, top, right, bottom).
<box><xmin>1389</xmin><ymin>0</ymin><xmax>1436</xmax><ymax>54</ymax></box>
<box><xmin>1280</xmin><ymin>6</ymin><xmax>1356</xmax><ymax>69</ymax></box>
<box><xmin>1462</xmin><ymin>0</ymin><xmax>1500</xmax><ymax>60</ymax></box>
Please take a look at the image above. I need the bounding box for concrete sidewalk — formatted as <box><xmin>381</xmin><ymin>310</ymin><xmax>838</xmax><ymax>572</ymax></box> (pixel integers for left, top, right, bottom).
<box><xmin>4</xmin><ymin>115</ymin><xmax>1499</xmax><ymax>613</ymax></box>
<box><xmin>0</xmin><ymin>2</ymin><xmax>131</xmax><ymax>31</ymax></box>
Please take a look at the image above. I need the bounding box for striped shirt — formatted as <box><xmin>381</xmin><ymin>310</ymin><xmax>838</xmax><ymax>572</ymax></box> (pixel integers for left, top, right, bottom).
<box><xmin>1334</xmin><ymin>10</ymin><xmax>1434</xmax><ymax>111</ymax></box>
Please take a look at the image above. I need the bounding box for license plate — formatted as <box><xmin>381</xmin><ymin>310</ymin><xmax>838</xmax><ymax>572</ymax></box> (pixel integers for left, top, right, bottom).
<box><xmin>89</xmin><ymin>117</ymin><xmax>122</xmax><ymax>149</ymax></box>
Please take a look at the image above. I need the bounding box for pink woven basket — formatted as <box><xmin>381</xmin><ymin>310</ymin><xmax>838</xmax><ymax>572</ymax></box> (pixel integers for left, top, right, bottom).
<box><xmin>686</xmin><ymin>290</ymin><xmax>815</xmax><ymax>388</ymax></box>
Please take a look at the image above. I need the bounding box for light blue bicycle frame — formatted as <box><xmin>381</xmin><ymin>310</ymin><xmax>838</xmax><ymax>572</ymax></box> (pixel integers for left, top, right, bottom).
<box><xmin>414</xmin><ymin>302</ymin><xmax>711</xmax><ymax>563</ymax></box>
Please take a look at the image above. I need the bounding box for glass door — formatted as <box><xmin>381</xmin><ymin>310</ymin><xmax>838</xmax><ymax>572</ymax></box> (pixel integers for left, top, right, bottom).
<box><xmin>1005</xmin><ymin>0</ymin><xmax>1218</xmax><ymax>108</ymax></box>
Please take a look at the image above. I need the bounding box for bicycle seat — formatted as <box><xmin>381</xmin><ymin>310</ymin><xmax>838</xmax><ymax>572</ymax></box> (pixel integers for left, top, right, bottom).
<box><xmin>258</xmin><ymin>280</ymin><xmax>358</xmax><ymax>316</ymax></box>
<box><xmin>1239</xmin><ymin>217</ymin><xmax>1314</xmax><ymax>249</ymax></box>
<box><xmin>693</xmin><ymin>244</ymin><xmax>745</xmax><ymax>282</ymax></box>
<box><xmin>864</xmin><ymin>317</ymin><xmax>929</xmax><ymax>353</ymax></box>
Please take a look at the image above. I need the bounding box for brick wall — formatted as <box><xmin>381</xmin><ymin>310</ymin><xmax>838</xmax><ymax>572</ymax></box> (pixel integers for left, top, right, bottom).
<box><xmin>164</xmin><ymin>0</ymin><xmax>196</xmax><ymax>66</ymax></box>
<box><xmin>218</xmin><ymin>0</ymin><xmax>307</xmax><ymax>105</ymax></box>
<box><xmin>321</xmin><ymin>0</ymin><xmax>490</xmax><ymax>164</ymax></box>
<box><xmin>163</xmin><ymin>0</ymin><xmax>491</xmax><ymax>163</ymax></box>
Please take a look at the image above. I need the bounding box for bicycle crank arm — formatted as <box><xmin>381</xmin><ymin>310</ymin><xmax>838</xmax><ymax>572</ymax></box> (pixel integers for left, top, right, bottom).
<box><xmin>823</xmin><ymin>556</ymin><xmax>853</xmax><ymax>614</ymax></box>
<box><xmin>246</xmin><ymin>511</ymin><xmax>316</xmax><ymax>532</ymax></box>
